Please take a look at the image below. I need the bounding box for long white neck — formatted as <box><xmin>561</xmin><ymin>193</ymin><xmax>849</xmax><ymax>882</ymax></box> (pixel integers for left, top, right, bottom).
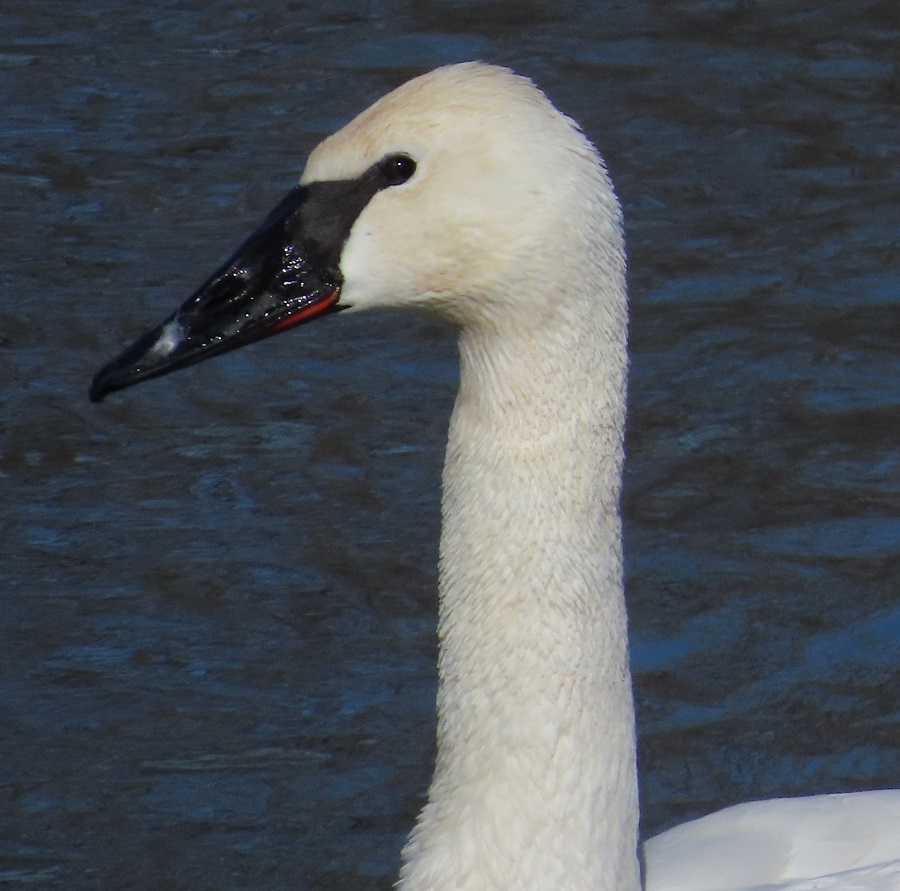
<box><xmin>398</xmin><ymin>267</ymin><xmax>640</xmax><ymax>891</ymax></box>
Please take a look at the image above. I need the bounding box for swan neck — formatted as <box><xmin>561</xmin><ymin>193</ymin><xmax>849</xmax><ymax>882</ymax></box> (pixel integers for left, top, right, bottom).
<box><xmin>400</xmin><ymin>308</ymin><xmax>640</xmax><ymax>891</ymax></box>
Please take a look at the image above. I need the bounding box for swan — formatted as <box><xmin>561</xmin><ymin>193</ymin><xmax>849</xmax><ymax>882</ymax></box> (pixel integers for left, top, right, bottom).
<box><xmin>90</xmin><ymin>63</ymin><xmax>900</xmax><ymax>891</ymax></box>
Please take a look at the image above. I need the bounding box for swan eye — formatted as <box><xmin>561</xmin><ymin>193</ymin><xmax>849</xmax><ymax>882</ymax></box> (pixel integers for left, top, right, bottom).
<box><xmin>380</xmin><ymin>154</ymin><xmax>417</xmax><ymax>187</ymax></box>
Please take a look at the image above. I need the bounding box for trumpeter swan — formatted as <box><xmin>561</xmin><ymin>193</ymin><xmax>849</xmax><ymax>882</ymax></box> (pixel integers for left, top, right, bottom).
<box><xmin>90</xmin><ymin>62</ymin><xmax>900</xmax><ymax>891</ymax></box>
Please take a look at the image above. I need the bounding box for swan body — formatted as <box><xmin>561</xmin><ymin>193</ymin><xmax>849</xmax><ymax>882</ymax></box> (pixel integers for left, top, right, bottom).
<box><xmin>646</xmin><ymin>791</ymin><xmax>900</xmax><ymax>890</ymax></box>
<box><xmin>91</xmin><ymin>63</ymin><xmax>900</xmax><ymax>891</ymax></box>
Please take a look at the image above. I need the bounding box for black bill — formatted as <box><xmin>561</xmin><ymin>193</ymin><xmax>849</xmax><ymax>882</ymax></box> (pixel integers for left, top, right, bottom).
<box><xmin>88</xmin><ymin>184</ymin><xmax>347</xmax><ymax>403</ymax></box>
<box><xmin>89</xmin><ymin>154</ymin><xmax>417</xmax><ymax>403</ymax></box>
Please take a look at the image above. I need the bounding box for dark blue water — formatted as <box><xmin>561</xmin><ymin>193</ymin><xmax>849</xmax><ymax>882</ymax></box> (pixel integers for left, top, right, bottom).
<box><xmin>2</xmin><ymin>2</ymin><xmax>898</xmax><ymax>889</ymax></box>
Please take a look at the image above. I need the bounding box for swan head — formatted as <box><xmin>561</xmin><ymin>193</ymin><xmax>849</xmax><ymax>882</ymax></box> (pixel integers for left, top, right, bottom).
<box><xmin>90</xmin><ymin>62</ymin><xmax>623</xmax><ymax>402</ymax></box>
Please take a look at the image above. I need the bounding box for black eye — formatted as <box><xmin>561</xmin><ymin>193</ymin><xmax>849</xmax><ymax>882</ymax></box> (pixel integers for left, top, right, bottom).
<box><xmin>380</xmin><ymin>154</ymin><xmax>417</xmax><ymax>187</ymax></box>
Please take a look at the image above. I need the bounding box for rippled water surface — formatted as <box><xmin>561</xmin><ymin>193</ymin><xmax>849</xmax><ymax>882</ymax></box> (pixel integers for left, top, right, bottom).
<box><xmin>2</xmin><ymin>1</ymin><xmax>898</xmax><ymax>888</ymax></box>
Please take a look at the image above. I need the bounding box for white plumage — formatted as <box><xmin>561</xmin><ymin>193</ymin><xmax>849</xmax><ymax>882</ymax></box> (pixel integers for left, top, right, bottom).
<box><xmin>299</xmin><ymin>63</ymin><xmax>900</xmax><ymax>891</ymax></box>
<box><xmin>646</xmin><ymin>790</ymin><xmax>900</xmax><ymax>890</ymax></box>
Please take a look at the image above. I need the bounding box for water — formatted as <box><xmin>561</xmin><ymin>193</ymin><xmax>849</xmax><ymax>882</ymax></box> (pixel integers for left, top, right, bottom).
<box><xmin>2</xmin><ymin>2</ymin><xmax>898</xmax><ymax>889</ymax></box>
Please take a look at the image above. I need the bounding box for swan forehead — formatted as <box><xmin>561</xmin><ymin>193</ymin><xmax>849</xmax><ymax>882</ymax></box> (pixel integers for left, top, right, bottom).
<box><xmin>301</xmin><ymin>63</ymin><xmax>578</xmax><ymax>185</ymax></box>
